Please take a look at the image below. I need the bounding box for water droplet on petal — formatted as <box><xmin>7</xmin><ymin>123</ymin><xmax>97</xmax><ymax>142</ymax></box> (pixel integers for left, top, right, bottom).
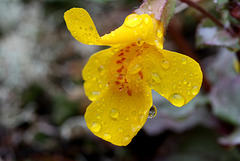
<box><xmin>169</xmin><ymin>93</ymin><xmax>185</xmax><ymax>107</ymax></box>
<box><xmin>191</xmin><ymin>86</ymin><xmax>199</xmax><ymax>95</ymax></box>
<box><xmin>103</xmin><ymin>133</ymin><xmax>112</xmax><ymax>140</ymax></box>
<box><xmin>128</xmin><ymin>64</ymin><xmax>141</xmax><ymax>74</ymax></box>
<box><xmin>118</xmin><ymin>128</ymin><xmax>123</xmax><ymax>133</ymax></box>
<box><xmin>122</xmin><ymin>136</ymin><xmax>130</xmax><ymax>145</ymax></box>
<box><xmin>157</xmin><ymin>30</ymin><xmax>163</xmax><ymax>38</ymax></box>
<box><xmin>110</xmin><ymin>108</ymin><xmax>119</xmax><ymax>119</ymax></box>
<box><xmin>124</xmin><ymin>14</ymin><xmax>142</xmax><ymax>28</ymax></box>
<box><xmin>183</xmin><ymin>79</ymin><xmax>187</xmax><ymax>85</ymax></box>
<box><xmin>91</xmin><ymin>122</ymin><xmax>101</xmax><ymax>132</ymax></box>
<box><xmin>151</xmin><ymin>73</ymin><xmax>161</xmax><ymax>83</ymax></box>
<box><xmin>98</xmin><ymin>65</ymin><xmax>104</xmax><ymax>72</ymax></box>
<box><xmin>182</xmin><ymin>58</ymin><xmax>187</xmax><ymax>64</ymax></box>
<box><xmin>161</xmin><ymin>59</ymin><xmax>170</xmax><ymax>69</ymax></box>
<box><xmin>125</xmin><ymin>116</ymin><xmax>129</xmax><ymax>121</ymax></box>
<box><xmin>96</xmin><ymin>114</ymin><xmax>101</xmax><ymax>119</ymax></box>
<box><xmin>148</xmin><ymin>105</ymin><xmax>157</xmax><ymax>118</ymax></box>
<box><xmin>136</xmin><ymin>40</ymin><xmax>144</xmax><ymax>46</ymax></box>
<box><xmin>144</xmin><ymin>17</ymin><xmax>150</xmax><ymax>24</ymax></box>
<box><xmin>131</xmin><ymin>110</ymin><xmax>137</xmax><ymax>118</ymax></box>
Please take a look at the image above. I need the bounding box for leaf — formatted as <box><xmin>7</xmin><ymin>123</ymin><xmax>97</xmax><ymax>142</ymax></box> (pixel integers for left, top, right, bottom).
<box><xmin>210</xmin><ymin>76</ymin><xmax>240</xmax><ymax>126</ymax></box>
<box><xmin>135</xmin><ymin>0</ymin><xmax>176</xmax><ymax>26</ymax></box>
<box><xmin>196</xmin><ymin>18</ymin><xmax>240</xmax><ymax>51</ymax></box>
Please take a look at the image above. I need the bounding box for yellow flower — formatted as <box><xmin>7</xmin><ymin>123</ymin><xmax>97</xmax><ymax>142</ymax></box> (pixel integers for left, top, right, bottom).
<box><xmin>64</xmin><ymin>8</ymin><xmax>203</xmax><ymax>146</ymax></box>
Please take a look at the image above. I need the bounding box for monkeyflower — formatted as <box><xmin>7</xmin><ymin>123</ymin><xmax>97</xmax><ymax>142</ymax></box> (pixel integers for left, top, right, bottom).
<box><xmin>64</xmin><ymin>7</ymin><xmax>202</xmax><ymax>146</ymax></box>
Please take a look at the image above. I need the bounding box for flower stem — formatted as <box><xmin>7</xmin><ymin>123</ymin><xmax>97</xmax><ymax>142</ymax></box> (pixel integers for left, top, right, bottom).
<box><xmin>180</xmin><ymin>0</ymin><xmax>224</xmax><ymax>28</ymax></box>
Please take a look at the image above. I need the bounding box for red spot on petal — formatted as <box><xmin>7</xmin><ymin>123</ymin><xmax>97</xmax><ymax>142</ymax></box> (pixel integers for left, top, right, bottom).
<box><xmin>117</xmin><ymin>66</ymin><xmax>124</xmax><ymax>73</ymax></box>
<box><xmin>120</xmin><ymin>49</ymin><xmax>124</xmax><ymax>51</ymax></box>
<box><xmin>127</xmin><ymin>90</ymin><xmax>132</xmax><ymax>96</ymax></box>
<box><xmin>117</xmin><ymin>74</ymin><xmax>124</xmax><ymax>80</ymax></box>
<box><xmin>118</xmin><ymin>53</ymin><xmax>124</xmax><ymax>56</ymax></box>
<box><xmin>138</xmin><ymin>71</ymin><xmax>143</xmax><ymax>79</ymax></box>
<box><xmin>125</xmin><ymin>50</ymin><xmax>130</xmax><ymax>52</ymax></box>
<box><xmin>115</xmin><ymin>81</ymin><xmax>120</xmax><ymax>85</ymax></box>
<box><xmin>126</xmin><ymin>46</ymin><xmax>130</xmax><ymax>49</ymax></box>
<box><xmin>131</xmin><ymin>43</ymin><xmax>136</xmax><ymax>46</ymax></box>
<box><xmin>121</xmin><ymin>58</ymin><xmax>126</xmax><ymax>61</ymax></box>
<box><xmin>116</xmin><ymin>60</ymin><xmax>122</xmax><ymax>64</ymax></box>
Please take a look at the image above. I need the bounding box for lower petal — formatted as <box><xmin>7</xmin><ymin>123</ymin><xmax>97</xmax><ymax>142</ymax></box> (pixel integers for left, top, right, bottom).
<box><xmin>84</xmin><ymin>84</ymin><xmax>152</xmax><ymax>146</ymax></box>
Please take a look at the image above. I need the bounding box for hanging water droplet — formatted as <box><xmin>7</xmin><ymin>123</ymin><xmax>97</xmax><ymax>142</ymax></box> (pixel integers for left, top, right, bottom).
<box><xmin>124</xmin><ymin>14</ymin><xmax>142</xmax><ymax>28</ymax></box>
<box><xmin>122</xmin><ymin>136</ymin><xmax>130</xmax><ymax>145</ymax></box>
<box><xmin>182</xmin><ymin>58</ymin><xmax>187</xmax><ymax>64</ymax></box>
<box><xmin>91</xmin><ymin>122</ymin><xmax>102</xmax><ymax>132</ymax></box>
<box><xmin>169</xmin><ymin>94</ymin><xmax>185</xmax><ymax>107</ymax></box>
<box><xmin>161</xmin><ymin>59</ymin><xmax>170</xmax><ymax>69</ymax></box>
<box><xmin>118</xmin><ymin>128</ymin><xmax>123</xmax><ymax>133</ymax></box>
<box><xmin>151</xmin><ymin>73</ymin><xmax>161</xmax><ymax>83</ymax></box>
<box><xmin>110</xmin><ymin>108</ymin><xmax>119</xmax><ymax>119</ymax></box>
<box><xmin>148</xmin><ymin>105</ymin><xmax>157</xmax><ymax>118</ymax></box>
<box><xmin>103</xmin><ymin>133</ymin><xmax>112</xmax><ymax>140</ymax></box>
<box><xmin>144</xmin><ymin>17</ymin><xmax>150</xmax><ymax>24</ymax></box>
<box><xmin>191</xmin><ymin>86</ymin><xmax>199</xmax><ymax>95</ymax></box>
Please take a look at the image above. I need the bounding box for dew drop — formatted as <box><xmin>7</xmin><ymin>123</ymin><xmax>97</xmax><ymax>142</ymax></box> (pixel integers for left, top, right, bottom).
<box><xmin>98</xmin><ymin>65</ymin><xmax>104</xmax><ymax>72</ymax></box>
<box><xmin>124</xmin><ymin>14</ymin><xmax>142</xmax><ymax>28</ymax></box>
<box><xmin>157</xmin><ymin>30</ymin><xmax>163</xmax><ymax>38</ymax></box>
<box><xmin>183</xmin><ymin>79</ymin><xmax>187</xmax><ymax>85</ymax></box>
<box><xmin>182</xmin><ymin>58</ymin><xmax>187</xmax><ymax>64</ymax></box>
<box><xmin>110</xmin><ymin>31</ymin><xmax>115</xmax><ymax>37</ymax></box>
<box><xmin>136</xmin><ymin>40</ymin><xmax>144</xmax><ymax>46</ymax></box>
<box><xmin>128</xmin><ymin>64</ymin><xmax>141</xmax><ymax>74</ymax></box>
<box><xmin>144</xmin><ymin>17</ymin><xmax>150</xmax><ymax>24</ymax></box>
<box><xmin>103</xmin><ymin>133</ymin><xmax>112</xmax><ymax>140</ymax></box>
<box><xmin>172</xmin><ymin>83</ymin><xmax>177</xmax><ymax>89</ymax></box>
<box><xmin>118</xmin><ymin>128</ymin><xmax>123</xmax><ymax>133</ymax></box>
<box><xmin>169</xmin><ymin>93</ymin><xmax>185</xmax><ymax>107</ymax></box>
<box><xmin>151</xmin><ymin>73</ymin><xmax>161</xmax><ymax>83</ymax></box>
<box><xmin>96</xmin><ymin>114</ymin><xmax>101</xmax><ymax>119</ymax></box>
<box><xmin>191</xmin><ymin>86</ymin><xmax>199</xmax><ymax>95</ymax></box>
<box><xmin>148</xmin><ymin>105</ymin><xmax>157</xmax><ymax>118</ymax></box>
<box><xmin>122</xmin><ymin>136</ymin><xmax>130</xmax><ymax>145</ymax></box>
<box><xmin>91</xmin><ymin>122</ymin><xmax>101</xmax><ymax>132</ymax></box>
<box><xmin>161</xmin><ymin>59</ymin><xmax>170</xmax><ymax>69</ymax></box>
<box><xmin>110</xmin><ymin>108</ymin><xmax>119</xmax><ymax>119</ymax></box>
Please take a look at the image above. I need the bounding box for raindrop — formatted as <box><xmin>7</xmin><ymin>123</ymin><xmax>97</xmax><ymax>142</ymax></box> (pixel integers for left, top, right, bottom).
<box><xmin>191</xmin><ymin>86</ymin><xmax>199</xmax><ymax>95</ymax></box>
<box><xmin>148</xmin><ymin>105</ymin><xmax>157</xmax><ymax>118</ymax></box>
<box><xmin>103</xmin><ymin>133</ymin><xmax>112</xmax><ymax>140</ymax></box>
<box><xmin>157</xmin><ymin>30</ymin><xmax>163</xmax><ymax>38</ymax></box>
<box><xmin>182</xmin><ymin>58</ymin><xmax>187</xmax><ymax>64</ymax></box>
<box><xmin>110</xmin><ymin>108</ymin><xmax>119</xmax><ymax>119</ymax></box>
<box><xmin>151</xmin><ymin>73</ymin><xmax>161</xmax><ymax>83</ymax></box>
<box><xmin>144</xmin><ymin>17</ymin><xmax>150</xmax><ymax>24</ymax></box>
<box><xmin>118</xmin><ymin>128</ymin><xmax>123</xmax><ymax>133</ymax></box>
<box><xmin>169</xmin><ymin>94</ymin><xmax>185</xmax><ymax>107</ymax></box>
<box><xmin>98</xmin><ymin>65</ymin><xmax>104</xmax><ymax>72</ymax></box>
<box><xmin>122</xmin><ymin>136</ymin><xmax>130</xmax><ymax>145</ymax></box>
<box><xmin>91</xmin><ymin>122</ymin><xmax>101</xmax><ymax>132</ymax></box>
<box><xmin>128</xmin><ymin>64</ymin><xmax>141</xmax><ymax>74</ymax></box>
<box><xmin>183</xmin><ymin>79</ymin><xmax>187</xmax><ymax>85</ymax></box>
<box><xmin>136</xmin><ymin>40</ymin><xmax>144</xmax><ymax>46</ymax></box>
<box><xmin>124</xmin><ymin>14</ymin><xmax>143</xmax><ymax>28</ymax></box>
<box><xmin>161</xmin><ymin>59</ymin><xmax>170</xmax><ymax>69</ymax></box>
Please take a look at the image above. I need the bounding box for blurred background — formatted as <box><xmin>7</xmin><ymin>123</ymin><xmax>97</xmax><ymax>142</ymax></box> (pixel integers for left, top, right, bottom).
<box><xmin>0</xmin><ymin>0</ymin><xmax>240</xmax><ymax>160</ymax></box>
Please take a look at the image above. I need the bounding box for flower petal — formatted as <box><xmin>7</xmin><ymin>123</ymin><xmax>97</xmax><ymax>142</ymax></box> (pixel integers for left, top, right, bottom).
<box><xmin>100</xmin><ymin>14</ymin><xmax>164</xmax><ymax>48</ymax></box>
<box><xmin>82</xmin><ymin>48</ymin><xmax>114</xmax><ymax>101</ymax></box>
<box><xmin>64</xmin><ymin>8</ymin><xmax>101</xmax><ymax>45</ymax></box>
<box><xmin>128</xmin><ymin>45</ymin><xmax>203</xmax><ymax>107</ymax></box>
<box><xmin>84</xmin><ymin>85</ymin><xmax>152</xmax><ymax>146</ymax></box>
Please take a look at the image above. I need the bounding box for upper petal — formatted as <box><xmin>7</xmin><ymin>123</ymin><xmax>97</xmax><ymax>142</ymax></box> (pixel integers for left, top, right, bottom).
<box><xmin>64</xmin><ymin>8</ymin><xmax>102</xmax><ymax>45</ymax></box>
<box><xmin>127</xmin><ymin>44</ymin><xmax>203</xmax><ymax>107</ymax></box>
<box><xmin>84</xmin><ymin>84</ymin><xmax>152</xmax><ymax>146</ymax></box>
<box><xmin>82</xmin><ymin>48</ymin><xmax>114</xmax><ymax>101</ymax></box>
<box><xmin>101</xmin><ymin>13</ymin><xmax>165</xmax><ymax>48</ymax></box>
